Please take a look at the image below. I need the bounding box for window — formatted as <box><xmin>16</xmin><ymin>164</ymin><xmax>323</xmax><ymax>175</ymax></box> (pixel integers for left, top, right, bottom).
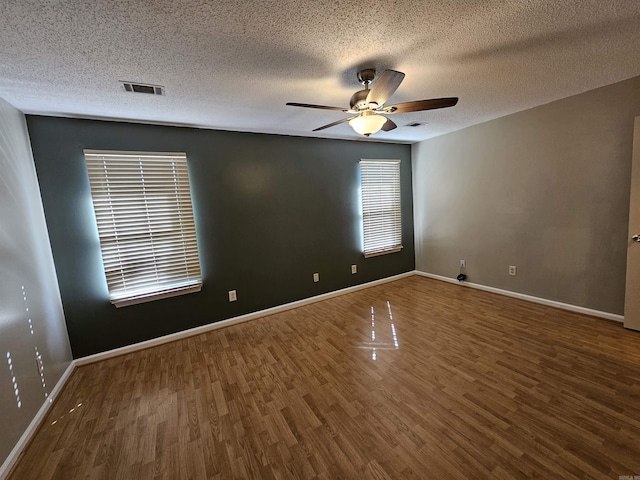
<box><xmin>84</xmin><ymin>150</ymin><xmax>202</xmax><ymax>307</ymax></box>
<box><xmin>359</xmin><ymin>159</ymin><xmax>402</xmax><ymax>257</ymax></box>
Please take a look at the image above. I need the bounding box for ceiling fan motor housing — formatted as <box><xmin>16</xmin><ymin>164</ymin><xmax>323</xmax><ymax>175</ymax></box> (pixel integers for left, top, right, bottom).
<box><xmin>350</xmin><ymin>89</ymin><xmax>370</xmax><ymax>110</ymax></box>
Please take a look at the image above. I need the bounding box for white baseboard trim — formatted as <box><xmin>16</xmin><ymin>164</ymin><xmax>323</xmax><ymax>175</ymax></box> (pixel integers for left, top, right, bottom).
<box><xmin>75</xmin><ymin>271</ymin><xmax>415</xmax><ymax>366</ymax></box>
<box><xmin>415</xmin><ymin>271</ymin><xmax>624</xmax><ymax>323</ymax></box>
<box><xmin>0</xmin><ymin>361</ymin><xmax>76</xmax><ymax>480</ymax></box>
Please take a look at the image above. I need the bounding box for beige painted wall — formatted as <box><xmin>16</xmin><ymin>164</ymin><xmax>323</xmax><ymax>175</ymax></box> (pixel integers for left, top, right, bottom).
<box><xmin>0</xmin><ymin>97</ymin><xmax>72</xmax><ymax>471</ymax></box>
<box><xmin>412</xmin><ymin>76</ymin><xmax>640</xmax><ymax>315</ymax></box>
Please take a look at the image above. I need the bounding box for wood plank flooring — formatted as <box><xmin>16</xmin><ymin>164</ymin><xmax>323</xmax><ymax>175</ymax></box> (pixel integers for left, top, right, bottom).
<box><xmin>9</xmin><ymin>276</ymin><xmax>640</xmax><ymax>479</ymax></box>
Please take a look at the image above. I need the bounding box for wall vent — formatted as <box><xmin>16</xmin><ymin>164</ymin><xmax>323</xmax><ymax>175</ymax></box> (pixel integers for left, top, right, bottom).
<box><xmin>120</xmin><ymin>81</ymin><xmax>164</xmax><ymax>96</ymax></box>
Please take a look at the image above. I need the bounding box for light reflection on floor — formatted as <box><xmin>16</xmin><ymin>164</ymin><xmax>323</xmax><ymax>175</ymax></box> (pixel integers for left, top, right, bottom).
<box><xmin>363</xmin><ymin>300</ymin><xmax>400</xmax><ymax>361</ymax></box>
<box><xmin>50</xmin><ymin>402</ymin><xmax>83</xmax><ymax>426</ymax></box>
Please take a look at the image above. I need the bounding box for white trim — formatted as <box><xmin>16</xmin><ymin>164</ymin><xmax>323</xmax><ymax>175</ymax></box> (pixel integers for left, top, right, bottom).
<box><xmin>364</xmin><ymin>246</ymin><xmax>403</xmax><ymax>258</ymax></box>
<box><xmin>0</xmin><ymin>361</ymin><xmax>76</xmax><ymax>480</ymax></box>
<box><xmin>113</xmin><ymin>283</ymin><xmax>202</xmax><ymax>308</ymax></box>
<box><xmin>415</xmin><ymin>271</ymin><xmax>624</xmax><ymax>323</ymax></box>
<box><xmin>75</xmin><ymin>271</ymin><xmax>415</xmax><ymax>366</ymax></box>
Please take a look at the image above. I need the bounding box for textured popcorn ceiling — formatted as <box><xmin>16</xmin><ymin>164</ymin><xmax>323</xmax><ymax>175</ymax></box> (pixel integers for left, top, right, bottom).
<box><xmin>0</xmin><ymin>0</ymin><xmax>639</xmax><ymax>143</ymax></box>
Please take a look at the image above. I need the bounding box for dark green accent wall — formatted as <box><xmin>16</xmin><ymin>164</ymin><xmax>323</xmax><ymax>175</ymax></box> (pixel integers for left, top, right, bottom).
<box><xmin>26</xmin><ymin>116</ymin><xmax>414</xmax><ymax>358</ymax></box>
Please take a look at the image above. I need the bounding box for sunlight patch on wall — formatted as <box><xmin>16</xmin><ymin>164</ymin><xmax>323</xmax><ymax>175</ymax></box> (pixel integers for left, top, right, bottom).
<box><xmin>6</xmin><ymin>352</ymin><xmax>21</xmax><ymax>408</ymax></box>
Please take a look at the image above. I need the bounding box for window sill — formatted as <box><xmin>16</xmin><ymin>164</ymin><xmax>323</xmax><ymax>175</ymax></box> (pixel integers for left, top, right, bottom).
<box><xmin>111</xmin><ymin>282</ymin><xmax>202</xmax><ymax>308</ymax></box>
<box><xmin>364</xmin><ymin>246</ymin><xmax>403</xmax><ymax>258</ymax></box>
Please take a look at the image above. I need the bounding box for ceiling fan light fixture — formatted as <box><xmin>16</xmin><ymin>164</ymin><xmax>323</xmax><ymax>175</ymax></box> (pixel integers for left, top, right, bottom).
<box><xmin>286</xmin><ymin>69</ymin><xmax>458</xmax><ymax>135</ymax></box>
<box><xmin>349</xmin><ymin>112</ymin><xmax>387</xmax><ymax>136</ymax></box>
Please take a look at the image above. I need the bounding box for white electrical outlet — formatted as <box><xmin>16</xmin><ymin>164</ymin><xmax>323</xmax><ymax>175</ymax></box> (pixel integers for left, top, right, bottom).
<box><xmin>351</xmin><ymin>265</ymin><xmax>357</xmax><ymax>274</ymax></box>
<box><xmin>509</xmin><ymin>265</ymin><xmax>517</xmax><ymax>276</ymax></box>
<box><xmin>313</xmin><ymin>273</ymin><xmax>319</xmax><ymax>283</ymax></box>
<box><xmin>228</xmin><ymin>290</ymin><xmax>237</xmax><ymax>301</ymax></box>
<box><xmin>460</xmin><ymin>260</ymin><xmax>466</xmax><ymax>268</ymax></box>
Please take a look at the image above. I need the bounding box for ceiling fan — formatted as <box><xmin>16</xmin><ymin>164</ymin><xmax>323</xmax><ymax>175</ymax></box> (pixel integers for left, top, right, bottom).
<box><xmin>286</xmin><ymin>68</ymin><xmax>458</xmax><ymax>137</ymax></box>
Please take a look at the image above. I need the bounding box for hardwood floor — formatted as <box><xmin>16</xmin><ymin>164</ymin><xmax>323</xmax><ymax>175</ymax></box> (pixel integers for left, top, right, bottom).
<box><xmin>9</xmin><ymin>276</ymin><xmax>640</xmax><ymax>479</ymax></box>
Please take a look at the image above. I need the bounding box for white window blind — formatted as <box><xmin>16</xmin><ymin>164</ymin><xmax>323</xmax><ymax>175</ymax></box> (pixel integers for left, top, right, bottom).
<box><xmin>84</xmin><ymin>150</ymin><xmax>202</xmax><ymax>307</ymax></box>
<box><xmin>360</xmin><ymin>159</ymin><xmax>403</xmax><ymax>257</ymax></box>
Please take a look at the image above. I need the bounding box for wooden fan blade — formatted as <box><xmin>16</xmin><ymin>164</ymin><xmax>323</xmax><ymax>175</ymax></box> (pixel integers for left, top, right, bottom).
<box><xmin>286</xmin><ymin>102</ymin><xmax>348</xmax><ymax>112</ymax></box>
<box><xmin>385</xmin><ymin>97</ymin><xmax>459</xmax><ymax>114</ymax></box>
<box><xmin>312</xmin><ymin>116</ymin><xmax>356</xmax><ymax>132</ymax></box>
<box><xmin>381</xmin><ymin>118</ymin><xmax>397</xmax><ymax>132</ymax></box>
<box><xmin>366</xmin><ymin>70</ymin><xmax>405</xmax><ymax>107</ymax></box>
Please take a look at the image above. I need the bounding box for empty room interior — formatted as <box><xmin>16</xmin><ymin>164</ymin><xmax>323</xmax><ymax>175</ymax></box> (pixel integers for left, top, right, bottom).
<box><xmin>2</xmin><ymin>1</ymin><xmax>640</xmax><ymax>478</ymax></box>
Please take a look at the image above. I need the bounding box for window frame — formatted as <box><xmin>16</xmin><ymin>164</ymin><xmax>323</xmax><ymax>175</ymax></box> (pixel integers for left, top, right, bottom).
<box><xmin>83</xmin><ymin>149</ymin><xmax>202</xmax><ymax>307</ymax></box>
<box><xmin>359</xmin><ymin>159</ymin><xmax>403</xmax><ymax>258</ymax></box>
